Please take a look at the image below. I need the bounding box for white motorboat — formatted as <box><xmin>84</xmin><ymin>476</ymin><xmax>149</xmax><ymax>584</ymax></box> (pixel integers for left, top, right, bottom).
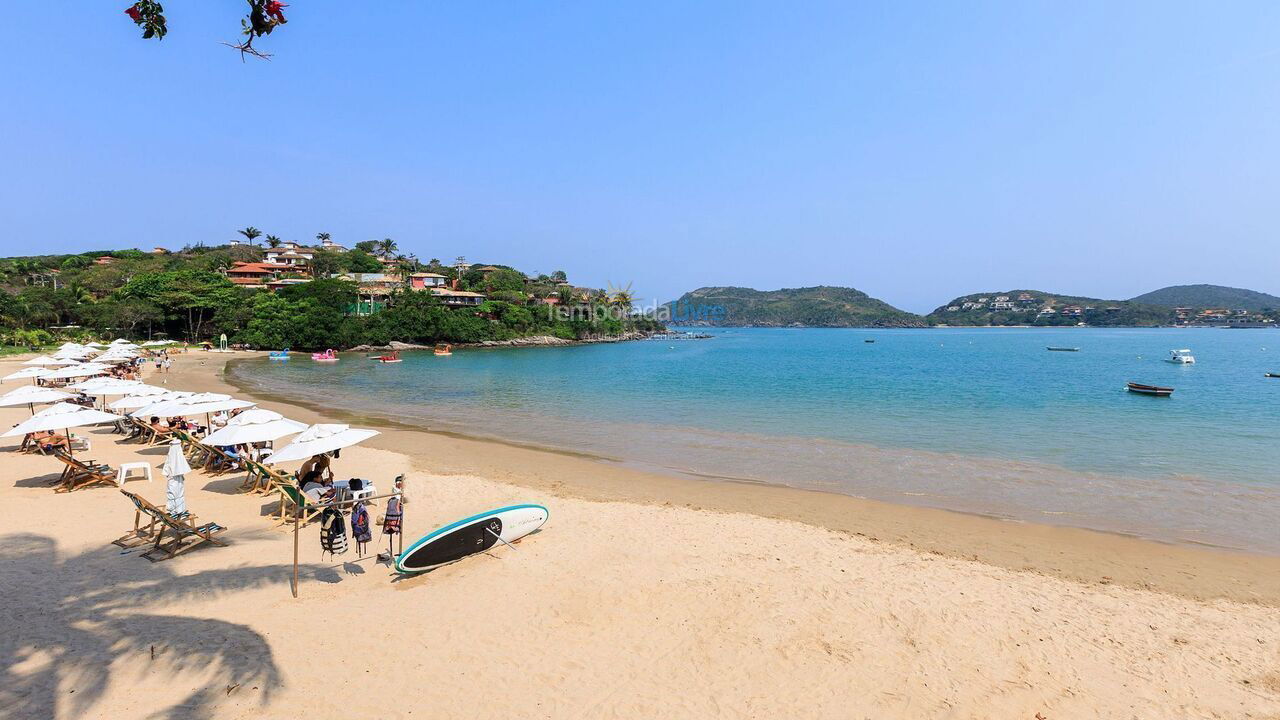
<box><xmin>1164</xmin><ymin>349</ymin><xmax>1195</xmax><ymax>364</ymax></box>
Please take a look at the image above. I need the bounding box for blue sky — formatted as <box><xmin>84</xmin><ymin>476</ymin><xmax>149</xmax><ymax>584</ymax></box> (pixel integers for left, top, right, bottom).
<box><xmin>2</xmin><ymin>1</ymin><xmax>1278</xmax><ymax>312</ymax></box>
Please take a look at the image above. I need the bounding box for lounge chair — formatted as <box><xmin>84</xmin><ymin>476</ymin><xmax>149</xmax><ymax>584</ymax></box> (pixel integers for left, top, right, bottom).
<box><xmin>113</xmin><ymin>490</ymin><xmax>163</xmax><ymax>548</ymax></box>
<box><xmin>274</xmin><ymin>482</ymin><xmax>322</xmax><ymax>528</ymax></box>
<box><xmin>118</xmin><ymin>490</ymin><xmax>228</xmax><ymax>562</ymax></box>
<box><xmin>52</xmin><ymin>450</ymin><xmax>118</xmax><ymax>492</ymax></box>
<box><xmin>243</xmin><ymin>459</ymin><xmax>291</xmax><ymax>495</ymax></box>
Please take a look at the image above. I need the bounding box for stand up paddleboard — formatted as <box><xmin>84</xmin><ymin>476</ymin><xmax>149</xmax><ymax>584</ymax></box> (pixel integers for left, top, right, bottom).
<box><xmin>395</xmin><ymin>504</ymin><xmax>548</xmax><ymax>573</ymax></box>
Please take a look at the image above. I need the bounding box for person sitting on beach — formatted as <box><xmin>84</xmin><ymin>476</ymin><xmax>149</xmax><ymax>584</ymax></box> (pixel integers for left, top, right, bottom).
<box><xmin>33</xmin><ymin>431</ymin><xmax>69</xmax><ymax>453</ymax></box>
<box><xmin>301</xmin><ymin>475</ymin><xmax>334</xmax><ymax>504</ymax></box>
<box><xmin>298</xmin><ymin>453</ymin><xmax>333</xmax><ymax>485</ymax></box>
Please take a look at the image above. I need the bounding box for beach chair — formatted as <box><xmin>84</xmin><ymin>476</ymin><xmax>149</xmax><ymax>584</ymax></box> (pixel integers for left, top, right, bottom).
<box><xmin>273</xmin><ymin>483</ymin><xmax>322</xmax><ymax>528</ymax></box>
<box><xmin>244</xmin><ymin>459</ymin><xmax>291</xmax><ymax>495</ymax></box>
<box><xmin>113</xmin><ymin>490</ymin><xmax>163</xmax><ymax>548</ymax></box>
<box><xmin>124</xmin><ymin>417</ymin><xmax>154</xmax><ymax>443</ymax></box>
<box><xmin>119</xmin><ymin>490</ymin><xmax>228</xmax><ymax>562</ymax></box>
<box><xmin>52</xmin><ymin>450</ymin><xmax>118</xmax><ymax>492</ymax></box>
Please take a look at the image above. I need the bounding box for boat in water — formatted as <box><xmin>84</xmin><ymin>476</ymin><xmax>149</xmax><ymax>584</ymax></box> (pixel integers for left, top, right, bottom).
<box><xmin>1164</xmin><ymin>349</ymin><xmax>1195</xmax><ymax>364</ymax></box>
<box><xmin>1127</xmin><ymin>382</ymin><xmax>1174</xmax><ymax>396</ymax></box>
<box><xmin>1046</xmin><ymin>346</ymin><xmax>1079</xmax><ymax>352</ymax></box>
<box><xmin>374</xmin><ymin>350</ymin><xmax>402</xmax><ymax>364</ymax></box>
<box><xmin>1266</xmin><ymin>373</ymin><xmax>1280</xmax><ymax>378</ymax></box>
<box><xmin>433</xmin><ymin>343</ymin><xmax>453</xmax><ymax>356</ymax></box>
<box><xmin>268</xmin><ymin>349</ymin><xmax>290</xmax><ymax>361</ymax></box>
<box><xmin>312</xmin><ymin>349</ymin><xmax>338</xmax><ymax>362</ymax></box>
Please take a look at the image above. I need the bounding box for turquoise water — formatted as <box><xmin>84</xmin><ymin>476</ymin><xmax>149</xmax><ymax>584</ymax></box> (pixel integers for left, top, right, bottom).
<box><xmin>233</xmin><ymin>328</ymin><xmax>1280</xmax><ymax>553</ymax></box>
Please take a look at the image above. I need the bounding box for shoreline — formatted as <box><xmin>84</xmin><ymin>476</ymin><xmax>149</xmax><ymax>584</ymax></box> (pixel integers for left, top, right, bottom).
<box><xmin>204</xmin><ymin>351</ymin><xmax>1280</xmax><ymax>605</ymax></box>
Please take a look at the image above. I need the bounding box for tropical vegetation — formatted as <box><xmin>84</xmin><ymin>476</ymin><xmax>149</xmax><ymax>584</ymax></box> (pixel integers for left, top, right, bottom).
<box><xmin>0</xmin><ymin>240</ymin><xmax>660</xmax><ymax>351</ymax></box>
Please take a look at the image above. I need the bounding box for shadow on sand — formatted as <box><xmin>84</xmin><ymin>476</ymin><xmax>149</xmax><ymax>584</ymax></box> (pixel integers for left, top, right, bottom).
<box><xmin>0</xmin><ymin>533</ymin><xmax>340</xmax><ymax>720</ymax></box>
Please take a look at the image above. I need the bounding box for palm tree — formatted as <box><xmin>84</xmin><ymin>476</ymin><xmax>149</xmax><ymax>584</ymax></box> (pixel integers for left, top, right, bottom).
<box><xmin>315</xmin><ymin>232</ymin><xmax>331</xmax><ymax>246</ymax></box>
<box><xmin>376</xmin><ymin>238</ymin><xmax>398</xmax><ymax>259</ymax></box>
<box><xmin>237</xmin><ymin>227</ymin><xmax>262</xmax><ymax>246</ymax></box>
<box><xmin>0</xmin><ymin>533</ymin><xmax>321</xmax><ymax>718</ymax></box>
<box><xmin>264</xmin><ymin>235</ymin><xmax>282</xmax><ymax>248</ymax></box>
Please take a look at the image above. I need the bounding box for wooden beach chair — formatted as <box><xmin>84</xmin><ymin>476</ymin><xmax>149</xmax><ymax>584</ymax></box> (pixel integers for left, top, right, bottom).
<box><xmin>273</xmin><ymin>483</ymin><xmax>322</xmax><ymax>528</ymax></box>
<box><xmin>119</xmin><ymin>490</ymin><xmax>229</xmax><ymax>562</ymax></box>
<box><xmin>244</xmin><ymin>459</ymin><xmax>291</xmax><ymax>495</ymax></box>
<box><xmin>113</xmin><ymin>489</ymin><xmax>163</xmax><ymax>548</ymax></box>
<box><xmin>52</xmin><ymin>450</ymin><xmax>118</xmax><ymax>492</ymax></box>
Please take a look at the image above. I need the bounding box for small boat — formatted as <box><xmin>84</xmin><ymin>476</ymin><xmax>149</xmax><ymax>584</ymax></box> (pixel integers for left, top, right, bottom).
<box><xmin>1127</xmin><ymin>382</ymin><xmax>1174</xmax><ymax>396</ymax></box>
<box><xmin>433</xmin><ymin>344</ymin><xmax>453</xmax><ymax>356</ymax></box>
<box><xmin>311</xmin><ymin>349</ymin><xmax>338</xmax><ymax>362</ymax></box>
<box><xmin>268</xmin><ymin>349</ymin><xmax>290</xmax><ymax>360</ymax></box>
<box><xmin>1046</xmin><ymin>346</ymin><xmax>1079</xmax><ymax>352</ymax></box>
<box><xmin>1164</xmin><ymin>349</ymin><xmax>1195</xmax><ymax>364</ymax></box>
<box><xmin>375</xmin><ymin>351</ymin><xmax>402</xmax><ymax>364</ymax></box>
<box><xmin>1266</xmin><ymin>373</ymin><xmax>1280</xmax><ymax>378</ymax></box>
<box><xmin>864</xmin><ymin>339</ymin><xmax>875</xmax><ymax>344</ymax></box>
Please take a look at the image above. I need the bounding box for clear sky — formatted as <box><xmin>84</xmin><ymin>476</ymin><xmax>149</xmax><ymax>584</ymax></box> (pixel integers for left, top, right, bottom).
<box><xmin>3</xmin><ymin>1</ymin><xmax>1279</xmax><ymax>312</ymax></box>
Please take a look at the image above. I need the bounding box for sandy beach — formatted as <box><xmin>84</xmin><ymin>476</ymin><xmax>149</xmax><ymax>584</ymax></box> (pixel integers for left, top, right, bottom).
<box><xmin>3</xmin><ymin>350</ymin><xmax>1280</xmax><ymax>720</ymax></box>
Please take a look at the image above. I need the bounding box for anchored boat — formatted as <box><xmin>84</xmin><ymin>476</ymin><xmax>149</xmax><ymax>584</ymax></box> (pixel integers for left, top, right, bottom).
<box><xmin>1127</xmin><ymin>382</ymin><xmax>1174</xmax><ymax>396</ymax></box>
<box><xmin>1046</xmin><ymin>346</ymin><xmax>1079</xmax><ymax>352</ymax></box>
<box><xmin>1164</xmin><ymin>349</ymin><xmax>1195</xmax><ymax>364</ymax></box>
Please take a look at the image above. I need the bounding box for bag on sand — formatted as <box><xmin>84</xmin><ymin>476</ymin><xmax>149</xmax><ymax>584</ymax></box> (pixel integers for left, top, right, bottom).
<box><xmin>320</xmin><ymin>507</ymin><xmax>348</xmax><ymax>556</ymax></box>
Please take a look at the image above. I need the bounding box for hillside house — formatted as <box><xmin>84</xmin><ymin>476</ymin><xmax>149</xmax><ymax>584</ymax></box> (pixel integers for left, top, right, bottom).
<box><xmin>431</xmin><ymin>288</ymin><xmax>486</xmax><ymax>307</ymax></box>
<box><xmin>408</xmin><ymin>272</ymin><xmax>448</xmax><ymax>290</ymax></box>
<box><xmin>223</xmin><ymin>261</ymin><xmax>291</xmax><ymax>288</ymax></box>
<box><xmin>1017</xmin><ymin>293</ymin><xmax>1035</xmax><ymax>303</ymax></box>
<box><xmin>264</xmin><ymin>247</ymin><xmax>314</xmax><ymax>268</ymax></box>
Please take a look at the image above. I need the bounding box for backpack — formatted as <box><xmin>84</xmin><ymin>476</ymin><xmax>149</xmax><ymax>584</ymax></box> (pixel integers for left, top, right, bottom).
<box><xmin>351</xmin><ymin>502</ymin><xmax>372</xmax><ymax>543</ymax></box>
<box><xmin>319</xmin><ymin>507</ymin><xmax>348</xmax><ymax>555</ymax></box>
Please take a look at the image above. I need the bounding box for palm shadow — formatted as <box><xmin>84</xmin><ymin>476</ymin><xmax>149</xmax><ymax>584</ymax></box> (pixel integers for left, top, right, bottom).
<box><xmin>0</xmin><ymin>534</ymin><xmax>323</xmax><ymax>720</ymax></box>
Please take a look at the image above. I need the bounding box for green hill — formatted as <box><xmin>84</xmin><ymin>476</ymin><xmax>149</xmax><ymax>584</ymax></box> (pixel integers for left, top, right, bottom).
<box><xmin>926</xmin><ymin>290</ymin><xmax>1172</xmax><ymax>327</ymax></box>
<box><xmin>662</xmin><ymin>286</ymin><xmax>924</xmax><ymax>327</ymax></box>
<box><xmin>1129</xmin><ymin>284</ymin><xmax>1280</xmax><ymax>311</ymax></box>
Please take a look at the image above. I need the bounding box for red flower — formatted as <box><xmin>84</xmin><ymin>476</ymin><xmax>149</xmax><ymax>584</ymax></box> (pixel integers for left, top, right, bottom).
<box><xmin>124</xmin><ymin>5</ymin><xmax>142</xmax><ymax>22</ymax></box>
<box><xmin>265</xmin><ymin>1</ymin><xmax>288</xmax><ymax>22</ymax></box>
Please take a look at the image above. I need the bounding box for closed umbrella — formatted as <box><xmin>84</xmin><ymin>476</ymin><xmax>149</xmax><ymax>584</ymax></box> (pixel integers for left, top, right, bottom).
<box><xmin>162</xmin><ymin>439</ymin><xmax>191</xmax><ymax>515</ymax></box>
<box><xmin>267</xmin><ymin>424</ymin><xmax>380</xmax><ymax>464</ymax></box>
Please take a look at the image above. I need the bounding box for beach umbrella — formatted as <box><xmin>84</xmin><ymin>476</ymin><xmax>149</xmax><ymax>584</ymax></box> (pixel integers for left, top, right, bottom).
<box><xmin>42</xmin><ymin>363</ymin><xmax>111</xmax><ymax>380</ymax></box>
<box><xmin>168</xmin><ymin>398</ymin><xmax>256</xmax><ymax>416</ymax></box>
<box><xmin>22</xmin><ymin>356</ymin><xmax>69</xmax><ymax>366</ymax></box>
<box><xmin>2</xmin><ymin>405</ymin><xmax>121</xmax><ymax>455</ymax></box>
<box><xmin>0</xmin><ymin>386</ymin><xmax>73</xmax><ymax>409</ymax></box>
<box><xmin>203</xmin><ymin>416</ymin><xmax>307</xmax><ymax>447</ymax></box>
<box><xmin>226</xmin><ymin>408</ymin><xmax>286</xmax><ymax>426</ymax></box>
<box><xmin>111</xmin><ymin>391</ymin><xmax>192</xmax><ymax>412</ymax></box>
<box><xmin>141</xmin><ymin>340</ymin><xmax>174</xmax><ymax>347</ymax></box>
<box><xmin>83</xmin><ymin>342</ymin><xmax>106</xmax><ymax>348</ymax></box>
<box><xmin>111</xmin><ymin>338</ymin><xmax>132</xmax><ymax>345</ymax></box>
<box><xmin>266</xmin><ymin>423</ymin><xmax>380</xmax><ymax>464</ymax></box>
<box><xmin>130</xmin><ymin>392</ymin><xmax>231</xmax><ymax>418</ymax></box>
<box><xmin>162</xmin><ymin>439</ymin><xmax>191</xmax><ymax>515</ymax></box>
<box><xmin>3</xmin><ymin>367</ymin><xmax>52</xmax><ymax>383</ymax></box>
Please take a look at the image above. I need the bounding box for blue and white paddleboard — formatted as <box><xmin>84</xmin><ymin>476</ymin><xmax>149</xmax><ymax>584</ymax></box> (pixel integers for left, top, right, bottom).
<box><xmin>395</xmin><ymin>504</ymin><xmax>548</xmax><ymax>573</ymax></box>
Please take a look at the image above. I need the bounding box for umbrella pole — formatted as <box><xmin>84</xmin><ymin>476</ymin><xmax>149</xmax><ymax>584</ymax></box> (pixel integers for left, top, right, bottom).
<box><xmin>292</xmin><ymin>505</ymin><xmax>300</xmax><ymax>599</ymax></box>
<box><xmin>65</xmin><ymin>426</ymin><xmax>73</xmax><ymax>457</ymax></box>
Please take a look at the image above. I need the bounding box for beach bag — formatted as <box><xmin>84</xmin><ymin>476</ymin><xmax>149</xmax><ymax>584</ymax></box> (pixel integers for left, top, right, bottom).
<box><xmin>319</xmin><ymin>507</ymin><xmax>348</xmax><ymax>555</ymax></box>
<box><xmin>351</xmin><ymin>502</ymin><xmax>372</xmax><ymax>543</ymax></box>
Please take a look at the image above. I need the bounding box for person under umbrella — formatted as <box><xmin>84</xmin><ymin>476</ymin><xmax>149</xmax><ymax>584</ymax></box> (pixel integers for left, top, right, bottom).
<box><xmin>162</xmin><ymin>438</ymin><xmax>192</xmax><ymax>516</ymax></box>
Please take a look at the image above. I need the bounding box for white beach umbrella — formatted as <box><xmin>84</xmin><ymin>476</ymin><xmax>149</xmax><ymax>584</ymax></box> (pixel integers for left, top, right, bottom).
<box><xmin>22</xmin><ymin>356</ymin><xmax>68</xmax><ymax>367</ymax></box>
<box><xmin>167</xmin><ymin>399</ymin><xmax>256</xmax><ymax>416</ymax></box>
<box><xmin>203</xmin><ymin>417</ymin><xmax>307</xmax><ymax>446</ymax></box>
<box><xmin>267</xmin><ymin>424</ymin><xmax>380</xmax><ymax>464</ymax></box>
<box><xmin>162</xmin><ymin>439</ymin><xmax>191</xmax><ymax>515</ymax></box>
<box><xmin>111</xmin><ymin>338</ymin><xmax>132</xmax><ymax>345</ymax></box>
<box><xmin>69</xmin><ymin>377</ymin><xmax>139</xmax><ymax>392</ymax></box>
<box><xmin>130</xmin><ymin>392</ymin><xmax>231</xmax><ymax>418</ymax></box>
<box><xmin>83</xmin><ymin>342</ymin><xmax>106</xmax><ymax>348</ymax></box>
<box><xmin>0</xmin><ymin>387</ymin><xmax>74</xmax><ymax>407</ymax></box>
<box><xmin>3</xmin><ymin>367</ymin><xmax>52</xmax><ymax>382</ymax></box>
<box><xmin>32</xmin><ymin>402</ymin><xmax>96</xmax><ymax>418</ymax></box>
<box><xmin>111</xmin><ymin>390</ymin><xmax>191</xmax><ymax>411</ymax></box>
<box><xmin>2</xmin><ymin>406</ymin><xmax>121</xmax><ymax>445</ymax></box>
<box><xmin>42</xmin><ymin>363</ymin><xmax>111</xmax><ymax>380</ymax></box>
<box><xmin>141</xmin><ymin>340</ymin><xmax>174</xmax><ymax>347</ymax></box>
<box><xmin>227</xmin><ymin>408</ymin><xmax>285</xmax><ymax>426</ymax></box>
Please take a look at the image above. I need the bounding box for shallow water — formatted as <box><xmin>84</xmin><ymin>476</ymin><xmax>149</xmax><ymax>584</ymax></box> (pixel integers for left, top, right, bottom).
<box><xmin>232</xmin><ymin>327</ymin><xmax>1280</xmax><ymax>553</ymax></box>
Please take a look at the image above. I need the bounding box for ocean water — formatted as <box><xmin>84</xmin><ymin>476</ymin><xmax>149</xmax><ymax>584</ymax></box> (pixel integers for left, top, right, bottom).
<box><xmin>231</xmin><ymin>328</ymin><xmax>1280</xmax><ymax>553</ymax></box>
